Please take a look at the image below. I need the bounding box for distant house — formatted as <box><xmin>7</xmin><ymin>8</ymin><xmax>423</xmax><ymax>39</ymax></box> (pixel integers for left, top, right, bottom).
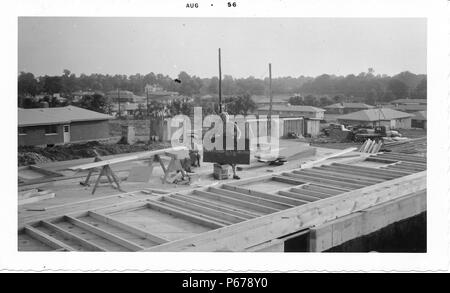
<box><xmin>337</xmin><ymin>108</ymin><xmax>413</xmax><ymax>130</ymax></box>
<box><xmin>411</xmin><ymin>111</ymin><xmax>427</xmax><ymax>129</ymax></box>
<box><xmin>324</xmin><ymin>102</ymin><xmax>374</xmax><ymax>114</ymax></box>
<box><xmin>111</xmin><ymin>103</ymin><xmax>147</xmax><ymax>117</ymax></box>
<box><xmin>390</xmin><ymin>99</ymin><xmax>427</xmax><ymax>105</ymax></box>
<box><xmin>384</xmin><ymin>103</ymin><xmax>427</xmax><ymax>113</ymax></box>
<box><xmin>252</xmin><ymin>95</ymin><xmax>289</xmax><ymax>108</ymax></box>
<box><xmin>257</xmin><ymin>105</ymin><xmax>325</xmax><ymax>137</ymax></box>
<box><xmin>18</xmin><ymin>106</ymin><xmax>113</xmax><ymax>147</ymax></box>
<box><xmin>145</xmin><ymin>84</ymin><xmax>180</xmax><ymax>103</ymax></box>
<box><xmin>106</xmin><ymin>90</ymin><xmax>135</xmax><ymax>103</ymax></box>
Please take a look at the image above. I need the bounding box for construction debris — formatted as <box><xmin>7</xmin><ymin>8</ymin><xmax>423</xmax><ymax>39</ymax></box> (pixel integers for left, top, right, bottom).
<box><xmin>358</xmin><ymin>139</ymin><xmax>383</xmax><ymax>153</ymax></box>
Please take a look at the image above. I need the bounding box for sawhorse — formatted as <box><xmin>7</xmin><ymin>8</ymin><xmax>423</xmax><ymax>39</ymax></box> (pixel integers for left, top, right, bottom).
<box><xmin>80</xmin><ymin>150</ymin><xmax>125</xmax><ymax>195</ymax></box>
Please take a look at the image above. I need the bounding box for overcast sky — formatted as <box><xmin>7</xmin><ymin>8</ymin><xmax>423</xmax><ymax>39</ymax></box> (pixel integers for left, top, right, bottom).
<box><xmin>18</xmin><ymin>17</ymin><xmax>426</xmax><ymax>78</ymax></box>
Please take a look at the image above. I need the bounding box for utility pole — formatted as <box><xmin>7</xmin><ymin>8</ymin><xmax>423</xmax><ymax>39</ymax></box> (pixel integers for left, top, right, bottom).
<box><xmin>117</xmin><ymin>88</ymin><xmax>121</xmax><ymax>119</ymax></box>
<box><xmin>218</xmin><ymin>48</ymin><xmax>222</xmax><ymax>113</ymax></box>
<box><xmin>268</xmin><ymin>63</ymin><xmax>272</xmax><ymax>141</ymax></box>
<box><xmin>146</xmin><ymin>87</ymin><xmax>150</xmax><ymax>144</ymax></box>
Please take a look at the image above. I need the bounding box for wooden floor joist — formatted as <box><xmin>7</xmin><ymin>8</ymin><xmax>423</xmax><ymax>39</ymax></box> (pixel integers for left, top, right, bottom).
<box><xmin>162</xmin><ymin>196</ymin><xmax>247</xmax><ymax>224</ymax></box>
<box><xmin>193</xmin><ymin>190</ymin><xmax>279</xmax><ymax>214</ymax></box>
<box><xmin>299</xmin><ymin>169</ymin><xmax>376</xmax><ymax>186</ymax></box>
<box><xmin>63</xmin><ymin>215</ymin><xmax>145</xmax><ymax>251</ymax></box>
<box><xmin>87</xmin><ymin>211</ymin><xmax>169</xmax><ymax>244</ymax></box>
<box><xmin>288</xmin><ymin>171</ymin><xmax>365</xmax><ymax>189</ymax></box>
<box><xmin>331</xmin><ymin>163</ymin><xmax>409</xmax><ymax>177</ymax></box>
<box><xmin>24</xmin><ymin>225</ymin><xmax>75</xmax><ymax>251</ymax></box>
<box><xmin>171</xmin><ymin>193</ymin><xmax>259</xmax><ymax>219</ymax></box>
<box><xmin>41</xmin><ymin>220</ymin><xmax>108</xmax><ymax>251</ymax></box>
<box><xmin>208</xmin><ymin>187</ymin><xmax>290</xmax><ymax>210</ymax></box>
<box><xmin>311</xmin><ymin>167</ymin><xmax>385</xmax><ymax>183</ymax></box>
<box><xmin>320</xmin><ymin>165</ymin><xmax>399</xmax><ymax>180</ymax></box>
<box><xmin>219</xmin><ymin>185</ymin><xmax>299</xmax><ymax>208</ymax></box>
<box><xmin>277</xmin><ymin>190</ymin><xmax>318</xmax><ymax>203</ymax></box>
<box><xmin>146</xmin><ymin>201</ymin><xmax>228</xmax><ymax>229</ymax></box>
<box><xmin>288</xmin><ymin>187</ymin><xmax>332</xmax><ymax>199</ymax></box>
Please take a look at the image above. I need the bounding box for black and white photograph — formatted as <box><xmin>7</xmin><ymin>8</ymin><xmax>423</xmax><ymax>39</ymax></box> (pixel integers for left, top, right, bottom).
<box><xmin>1</xmin><ymin>0</ymin><xmax>449</xmax><ymax>273</ymax></box>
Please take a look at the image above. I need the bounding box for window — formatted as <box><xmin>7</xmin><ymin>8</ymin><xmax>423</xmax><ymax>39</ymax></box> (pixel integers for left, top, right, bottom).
<box><xmin>45</xmin><ymin>125</ymin><xmax>58</xmax><ymax>135</ymax></box>
<box><xmin>18</xmin><ymin>127</ymin><xmax>26</xmax><ymax>135</ymax></box>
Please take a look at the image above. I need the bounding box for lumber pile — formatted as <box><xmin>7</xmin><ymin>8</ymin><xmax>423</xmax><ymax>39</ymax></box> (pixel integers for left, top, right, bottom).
<box><xmin>19</xmin><ymin>189</ymin><xmax>55</xmax><ymax>206</ymax></box>
<box><xmin>358</xmin><ymin>139</ymin><xmax>382</xmax><ymax>153</ymax></box>
<box><xmin>381</xmin><ymin>137</ymin><xmax>426</xmax><ymax>155</ymax></box>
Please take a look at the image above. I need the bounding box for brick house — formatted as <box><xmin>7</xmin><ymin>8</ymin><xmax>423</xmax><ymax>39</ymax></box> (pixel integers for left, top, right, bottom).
<box><xmin>18</xmin><ymin>106</ymin><xmax>113</xmax><ymax>147</ymax></box>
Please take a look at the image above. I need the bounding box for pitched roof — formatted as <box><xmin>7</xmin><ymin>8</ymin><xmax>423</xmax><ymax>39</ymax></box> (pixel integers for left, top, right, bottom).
<box><xmin>324</xmin><ymin>102</ymin><xmax>375</xmax><ymax>109</ymax></box>
<box><xmin>336</xmin><ymin>108</ymin><xmax>413</xmax><ymax>122</ymax></box>
<box><xmin>18</xmin><ymin>106</ymin><xmax>113</xmax><ymax>127</ymax></box>
<box><xmin>258</xmin><ymin>105</ymin><xmax>325</xmax><ymax>112</ymax></box>
<box><xmin>390</xmin><ymin>99</ymin><xmax>427</xmax><ymax>104</ymax></box>
<box><xmin>384</xmin><ymin>104</ymin><xmax>427</xmax><ymax>112</ymax></box>
<box><xmin>412</xmin><ymin>111</ymin><xmax>427</xmax><ymax>121</ymax></box>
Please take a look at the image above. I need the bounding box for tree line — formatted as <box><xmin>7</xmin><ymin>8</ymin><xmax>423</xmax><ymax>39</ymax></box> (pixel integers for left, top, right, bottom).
<box><xmin>18</xmin><ymin>69</ymin><xmax>426</xmax><ymax>110</ymax></box>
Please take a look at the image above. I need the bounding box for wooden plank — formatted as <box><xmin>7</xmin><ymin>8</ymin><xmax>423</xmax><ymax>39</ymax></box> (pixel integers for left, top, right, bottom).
<box><xmin>278</xmin><ymin>190</ymin><xmax>318</xmax><ymax>203</ymax></box>
<box><xmin>311</xmin><ymin>167</ymin><xmax>384</xmax><ymax>183</ymax></box>
<box><xmin>193</xmin><ymin>190</ymin><xmax>278</xmax><ymax>214</ymax></box>
<box><xmin>320</xmin><ymin>165</ymin><xmax>399</xmax><ymax>180</ymax></box>
<box><xmin>289</xmin><ymin>187</ymin><xmax>334</xmax><ymax>199</ymax></box>
<box><xmin>88</xmin><ymin>211</ymin><xmax>168</xmax><ymax>244</ymax></box>
<box><xmin>64</xmin><ymin>215</ymin><xmax>145</xmax><ymax>251</ymax></box>
<box><xmin>162</xmin><ymin>196</ymin><xmax>247</xmax><ymax>224</ymax></box>
<box><xmin>210</xmin><ymin>187</ymin><xmax>290</xmax><ymax>210</ymax></box>
<box><xmin>220</xmin><ymin>185</ymin><xmax>300</xmax><ymax>207</ymax></box>
<box><xmin>315</xmin><ymin>166</ymin><xmax>388</xmax><ymax>181</ymax></box>
<box><xmin>40</xmin><ymin>220</ymin><xmax>107</xmax><ymax>251</ymax></box>
<box><xmin>272</xmin><ymin>175</ymin><xmax>306</xmax><ymax>186</ymax></box>
<box><xmin>68</xmin><ymin>146</ymin><xmax>187</xmax><ymax>171</ymax></box>
<box><xmin>222</xmin><ymin>185</ymin><xmax>308</xmax><ymax>206</ymax></box>
<box><xmin>331</xmin><ymin>163</ymin><xmax>410</xmax><ymax>177</ymax></box>
<box><xmin>303</xmin><ymin>184</ymin><xmax>345</xmax><ymax>195</ymax></box>
<box><xmin>172</xmin><ymin>193</ymin><xmax>258</xmax><ymax>220</ymax></box>
<box><xmin>24</xmin><ymin>225</ymin><xmax>75</xmax><ymax>251</ymax></box>
<box><xmin>287</xmin><ymin>172</ymin><xmax>365</xmax><ymax>189</ymax></box>
<box><xmin>146</xmin><ymin>201</ymin><xmax>227</xmax><ymax>229</ymax></box>
<box><xmin>299</xmin><ymin>169</ymin><xmax>376</xmax><ymax>186</ymax></box>
<box><xmin>141</xmin><ymin>171</ymin><xmax>426</xmax><ymax>252</ymax></box>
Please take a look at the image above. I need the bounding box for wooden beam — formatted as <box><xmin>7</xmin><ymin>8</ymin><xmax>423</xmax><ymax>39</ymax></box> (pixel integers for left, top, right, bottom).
<box><xmin>320</xmin><ymin>165</ymin><xmax>399</xmax><ymax>180</ymax></box>
<box><xmin>277</xmin><ymin>190</ymin><xmax>318</xmax><ymax>203</ymax></box>
<box><xmin>64</xmin><ymin>215</ymin><xmax>145</xmax><ymax>251</ymax></box>
<box><xmin>162</xmin><ymin>196</ymin><xmax>247</xmax><ymax>224</ymax></box>
<box><xmin>172</xmin><ymin>193</ymin><xmax>258</xmax><ymax>220</ymax></box>
<box><xmin>331</xmin><ymin>163</ymin><xmax>410</xmax><ymax>177</ymax></box>
<box><xmin>272</xmin><ymin>175</ymin><xmax>306</xmax><ymax>186</ymax></box>
<box><xmin>210</xmin><ymin>187</ymin><xmax>291</xmax><ymax>210</ymax></box>
<box><xmin>288</xmin><ymin>188</ymin><xmax>332</xmax><ymax>200</ymax></box>
<box><xmin>220</xmin><ymin>185</ymin><xmax>302</xmax><ymax>207</ymax></box>
<box><xmin>317</xmin><ymin>165</ymin><xmax>392</xmax><ymax>181</ymax></box>
<box><xmin>41</xmin><ymin>220</ymin><xmax>107</xmax><ymax>251</ymax></box>
<box><xmin>193</xmin><ymin>190</ymin><xmax>278</xmax><ymax>214</ymax></box>
<box><xmin>24</xmin><ymin>225</ymin><xmax>75</xmax><ymax>251</ymax></box>
<box><xmin>146</xmin><ymin>201</ymin><xmax>227</xmax><ymax>229</ymax></box>
<box><xmin>88</xmin><ymin>211</ymin><xmax>168</xmax><ymax>244</ymax></box>
<box><xmin>299</xmin><ymin>169</ymin><xmax>376</xmax><ymax>186</ymax></box>
<box><xmin>141</xmin><ymin>171</ymin><xmax>426</xmax><ymax>252</ymax></box>
<box><xmin>303</xmin><ymin>184</ymin><xmax>345</xmax><ymax>195</ymax></box>
<box><xmin>311</xmin><ymin>167</ymin><xmax>384</xmax><ymax>183</ymax></box>
<box><xmin>287</xmin><ymin>172</ymin><xmax>365</xmax><ymax>189</ymax></box>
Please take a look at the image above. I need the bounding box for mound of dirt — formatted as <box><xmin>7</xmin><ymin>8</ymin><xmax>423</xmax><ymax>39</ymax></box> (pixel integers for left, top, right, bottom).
<box><xmin>18</xmin><ymin>141</ymin><xmax>171</xmax><ymax>166</ymax></box>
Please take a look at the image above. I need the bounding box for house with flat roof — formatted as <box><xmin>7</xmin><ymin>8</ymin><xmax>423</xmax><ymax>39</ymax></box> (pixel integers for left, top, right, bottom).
<box><xmin>337</xmin><ymin>108</ymin><xmax>413</xmax><ymax>130</ymax></box>
<box><xmin>257</xmin><ymin>105</ymin><xmax>325</xmax><ymax>137</ymax></box>
<box><xmin>18</xmin><ymin>106</ymin><xmax>113</xmax><ymax>147</ymax></box>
